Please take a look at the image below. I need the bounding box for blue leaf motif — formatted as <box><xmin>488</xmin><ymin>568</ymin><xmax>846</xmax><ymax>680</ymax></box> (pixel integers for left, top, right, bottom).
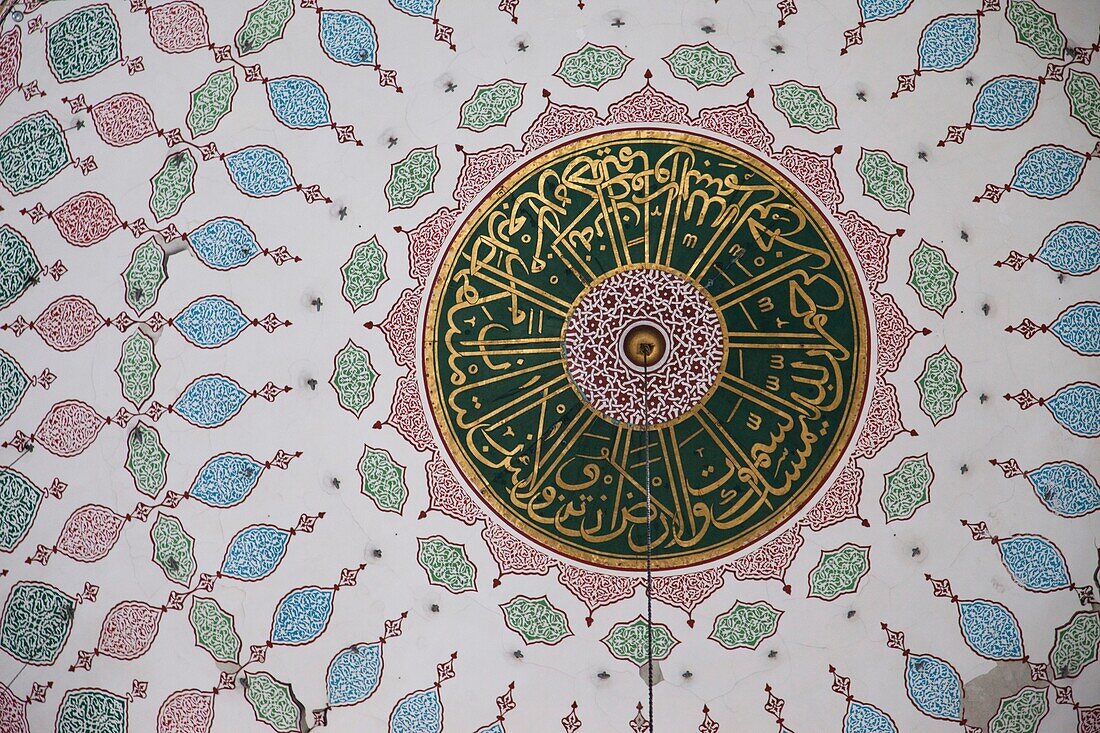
<box><xmin>267</xmin><ymin>76</ymin><xmax>332</xmax><ymax>130</ymax></box>
<box><xmin>998</xmin><ymin>535</ymin><xmax>1071</xmax><ymax>591</ymax></box>
<box><xmin>958</xmin><ymin>599</ymin><xmax>1024</xmax><ymax>660</ymax></box>
<box><xmin>389</xmin><ymin>0</ymin><xmax>437</xmax><ymax>17</ymax></box>
<box><xmin>390</xmin><ymin>687</ymin><xmax>442</xmax><ymax>733</ymax></box>
<box><xmin>857</xmin><ymin>0</ymin><xmax>913</xmax><ymax>23</ymax></box>
<box><xmin>1011</xmin><ymin>145</ymin><xmax>1087</xmax><ymax>199</ymax></box>
<box><xmin>917</xmin><ymin>15</ymin><xmax>978</xmax><ymax>72</ymax></box>
<box><xmin>271</xmin><ymin>586</ymin><xmax>334</xmax><ymax>645</ymax></box>
<box><xmin>190</xmin><ymin>453</ymin><xmax>264</xmax><ymax>507</ymax></box>
<box><xmin>904</xmin><ymin>654</ymin><xmax>962</xmax><ymax>721</ymax></box>
<box><xmin>1045</xmin><ymin>382</ymin><xmax>1100</xmax><ymax>437</ymax></box>
<box><xmin>188</xmin><ymin>217</ymin><xmax>260</xmax><ymax>270</ymax></box>
<box><xmin>1027</xmin><ymin>461</ymin><xmax>1100</xmax><ymax>518</ymax></box>
<box><xmin>844</xmin><ymin>701</ymin><xmax>897</xmax><ymax>733</ymax></box>
<box><xmin>1037</xmin><ymin>222</ymin><xmax>1100</xmax><ymax>276</ymax></box>
<box><xmin>221</xmin><ymin>524</ymin><xmax>290</xmax><ymax>580</ymax></box>
<box><xmin>971</xmin><ymin>76</ymin><xmax>1039</xmax><ymax>130</ymax></box>
<box><xmin>174</xmin><ymin>375</ymin><xmax>249</xmax><ymax>428</ymax></box>
<box><xmin>224</xmin><ymin>146</ymin><xmax>295</xmax><ymax>197</ymax></box>
<box><xmin>1049</xmin><ymin>302</ymin><xmax>1100</xmax><ymax>356</ymax></box>
<box><xmin>319</xmin><ymin>10</ymin><xmax>378</xmax><ymax>66</ymax></box>
<box><xmin>173</xmin><ymin>296</ymin><xmax>250</xmax><ymax>348</ymax></box>
<box><xmin>327</xmin><ymin>642</ymin><xmax>382</xmax><ymax>706</ymax></box>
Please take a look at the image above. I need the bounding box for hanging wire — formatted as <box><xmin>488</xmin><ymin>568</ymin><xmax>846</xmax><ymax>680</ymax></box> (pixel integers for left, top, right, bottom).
<box><xmin>642</xmin><ymin>344</ymin><xmax>655</xmax><ymax>731</ymax></box>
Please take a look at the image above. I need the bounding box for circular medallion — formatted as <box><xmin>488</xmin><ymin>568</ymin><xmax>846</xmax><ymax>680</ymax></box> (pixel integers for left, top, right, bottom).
<box><xmin>422</xmin><ymin>128</ymin><xmax>870</xmax><ymax>570</ymax></box>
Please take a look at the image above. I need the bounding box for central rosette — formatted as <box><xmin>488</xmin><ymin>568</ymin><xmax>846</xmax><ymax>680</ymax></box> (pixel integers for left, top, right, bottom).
<box><xmin>563</xmin><ymin>268</ymin><xmax>725</xmax><ymax>427</ymax></box>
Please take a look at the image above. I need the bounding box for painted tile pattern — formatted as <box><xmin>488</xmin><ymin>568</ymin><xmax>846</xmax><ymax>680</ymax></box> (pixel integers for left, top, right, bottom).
<box><xmin>0</xmin><ymin>1</ymin><xmax>1096</xmax><ymax>731</ymax></box>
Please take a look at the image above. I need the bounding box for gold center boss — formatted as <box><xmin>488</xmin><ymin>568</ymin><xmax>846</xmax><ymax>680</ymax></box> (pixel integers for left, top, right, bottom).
<box><xmin>422</xmin><ymin>128</ymin><xmax>870</xmax><ymax>570</ymax></box>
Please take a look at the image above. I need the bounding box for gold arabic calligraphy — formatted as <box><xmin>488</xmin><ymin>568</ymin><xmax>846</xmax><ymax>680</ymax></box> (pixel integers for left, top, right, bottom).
<box><xmin>423</xmin><ymin>129</ymin><xmax>869</xmax><ymax>569</ymax></box>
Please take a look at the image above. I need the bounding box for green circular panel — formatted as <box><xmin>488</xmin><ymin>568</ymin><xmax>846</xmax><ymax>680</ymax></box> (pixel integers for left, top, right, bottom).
<box><xmin>423</xmin><ymin>128</ymin><xmax>870</xmax><ymax>570</ymax></box>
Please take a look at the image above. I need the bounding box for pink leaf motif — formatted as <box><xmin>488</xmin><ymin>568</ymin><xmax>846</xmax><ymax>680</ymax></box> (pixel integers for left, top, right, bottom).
<box><xmin>148</xmin><ymin>1</ymin><xmax>210</xmax><ymax>54</ymax></box>
<box><xmin>36</xmin><ymin>401</ymin><xmax>105</xmax><ymax>457</ymax></box>
<box><xmin>97</xmin><ymin>601</ymin><xmax>162</xmax><ymax>660</ymax></box>
<box><xmin>54</xmin><ymin>504</ymin><xmax>124</xmax><ymax>562</ymax></box>
<box><xmin>90</xmin><ymin>93</ymin><xmax>158</xmax><ymax>147</ymax></box>
<box><xmin>34</xmin><ymin>296</ymin><xmax>104</xmax><ymax>351</ymax></box>
<box><xmin>157</xmin><ymin>689</ymin><xmax>214</xmax><ymax>733</ymax></box>
<box><xmin>51</xmin><ymin>192</ymin><xmax>122</xmax><ymax>247</ymax></box>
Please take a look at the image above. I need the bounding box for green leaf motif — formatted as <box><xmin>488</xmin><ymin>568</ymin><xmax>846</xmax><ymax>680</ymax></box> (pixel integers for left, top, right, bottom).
<box><xmin>187</xmin><ymin>68</ymin><xmax>238</xmax><ymax>138</ymax></box>
<box><xmin>908</xmin><ymin>240</ymin><xmax>958</xmax><ymax>316</ymax></box>
<box><xmin>235</xmin><ymin>0</ymin><xmax>294</xmax><ymax>56</ymax></box>
<box><xmin>808</xmin><ymin>543</ymin><xmax>870</xmax><ymax>601</ymax></box>
<box><xmin>1066</xmin><ymin>69</ymin><xmax>1100</xmax><ymax>138</ymax></box>
<box><xmin>245</xmin><ymin>671</ymin><xmax>301</xmax><ymax>732</ymax></box>
<box><xmin>1006</xmin><ymin>0</ymin><xmax>1066</xmax><ymax>60</ymax></box>
<box><xmin>858</xmin><ymin>148</ymin><xmax>913</xmax><ymax>212</ymax></box>
<box><xmin>1050</xmin><ymin>610</ymin><xmax>1099</xmax><ymax>679</ymax></box>
<box><xmin>881</xmin><ymin>454</ymin><xmax>933</xmax><ymax>523</ymax></box>
<box><xmin>189</xmin><ymin>596</ymin><xmax>241</xmax><ymax>664</ymax></box>
<box><xmin>330</xmin><ymin>341</ymin><xmax>378</xmax><ymax>419</ymax></box>
<box><xmin>710</xmin><ymin>600</ymin><xmax>783</xmax><ymax>650</ymax></box>
<box><xmin>126</xmin><ymin>421</ymin><xmax>169</xmax><ymax>498</ymax></box>
<box><xmin>150</xmin><ymin>150</ymin><xmax>197</xmax><ymax>222</ymax></box>
<box><xmin>341</xmin><ymin>236</ymin><xmax>388</xmax><ymax>310</ymax></box>
<box><xmin>151</xmin><ymin>513</ymin><xmax>197</xmax><ymax>586</ymax></box>
<box><xmin>385</xmin><ymin>147</ymin><xmax>440</xmax><ymax>210</ymax></box>
<box><xmin>56</xmin><ymin>689</ymin><xmax>126</xmax><ymax>733</ymax></box>
<box><xmin>664</xmin><ymin>42</ymin><xmax>742</xmax><ymax>89</ymax></box>
<box><xmin>0</xmin><ymin>581</ymin><xmax>75</xmax><ymax>664</ymax></box>
<box><xmin>0</xmin><ymin>348</ymin><xmax>29</xmax><ymax>426</ymax></box>
<box><xmin>989</xmin><ymin>686</ymin><xmax>1048</xmax><ymax>733</ymax></box>
<box><xmin>116</xmin><ymin>330</ymin><xmax>159</xmax><ymax>409</ymax></box>
<box><xmin>122</xmin><ymin>238</ymin><xmax>167</xmax><ymax>316</ymax></box>
<box><xmin>0</xmin><ymin>468</ymin><xmax>43</xmax><ymax>552</ymax></box>
<box><xmin>417</xmin><ymin>535</ymin><xmax>477</xmax><ymax>593</ymax></box>
<box><xmin>358</xmin><ymin>444</ymin><xmax>407</xmax><ymax>514</ymax></box>
<box><xmin>500</xmin><ymin>595</ymin><xmax>573</xmax><ymax>645</ymax></box>
<box><xmin>603</xmin><ymin>616</ymin><xmax>679</xmax><ymax>666</ymax></box>
<box><xmin>45</xmin><ymin>4</ymin><xmax>121</xmax><ymax>83</ymax></box>
<box><xmin>771</xmin><ymin>81</ymin><xmax>839</xmax><ymax>132</ymax></box>
<box><xmin>915</xmin><ymin>347</ymin><xmax>965</xmax><ymax>425</ymax></box>
<box><xmin>0</xmin><ymin>112</ymin><xmax>72</xmax><ymax>196</ymax></box>
<box><xmin>460</xmin><ymin>79</ymin><xmax>525</xmax><ymax>132</ymax></box>
<box><xmin>554</xmin><ymin>43</ymin><xmax>632</xmax><ymax>89</ymax></box>
<box><xmin>0</xmin><ymin>225</ymin><xmax>41</xmax><ymax>312</ymax></box>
